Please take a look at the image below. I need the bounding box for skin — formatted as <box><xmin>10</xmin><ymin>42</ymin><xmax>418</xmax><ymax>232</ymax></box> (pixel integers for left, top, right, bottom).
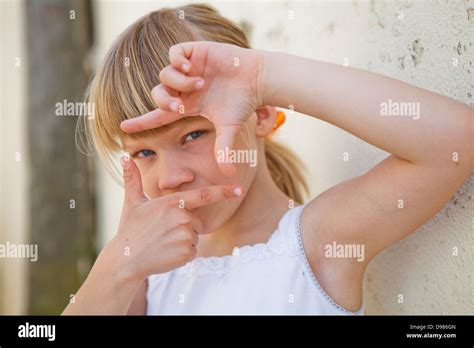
<box><xmin>121</xmin><ymin>113</ymin><xmax>289</xmax><ymax>252</ymax></box>
<box><xmin>63</xmin><ymin>41</ymin><xmax>473</xmax><ymax>315</ymax></box>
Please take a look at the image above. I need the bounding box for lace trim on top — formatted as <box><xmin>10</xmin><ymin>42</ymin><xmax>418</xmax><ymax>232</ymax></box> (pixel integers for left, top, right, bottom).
<box><xmin>171</xmin><ymin>213</ymin><xmax>299</xmax><ymax>278</ymax></box>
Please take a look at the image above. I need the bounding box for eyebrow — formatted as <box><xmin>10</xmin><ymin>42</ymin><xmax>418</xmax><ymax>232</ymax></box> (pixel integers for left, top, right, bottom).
<box><xmin>122</xmin><ymin>116</ymin><xmax>206</xmax><ymax>151</ymax></box>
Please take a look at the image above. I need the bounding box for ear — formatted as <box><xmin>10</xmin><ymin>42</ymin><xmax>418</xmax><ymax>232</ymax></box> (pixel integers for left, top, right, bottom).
<box><xmin>255</xmin><ymin>105</ymin><xmax>277</xmax><ymax>137</ymax></box>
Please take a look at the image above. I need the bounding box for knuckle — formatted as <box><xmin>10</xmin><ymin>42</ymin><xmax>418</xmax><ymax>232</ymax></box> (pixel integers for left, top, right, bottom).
<box><xmin>184</xmin><ymin>245</ymin><xmax>197</xmax><ymax>260</ymax></box>
<box><xmin>167</xmin><ymin>195</ymin><xmax>184</xmax><ymax>210</ymax></box>
<box><xmin>176</xmin><ymin>211</ymin><xmax>192</xmax><ymax>225</ymax></box>
<box><xmin>164</xmin><ymin>196</ymin><xmax>178</xmax><ymax>208</ymax></box>
<box><xmin>123</xmin><ymin>171</ymin><xmax>133</xmax><ymax>185</ymax></box>
<box><xmin>193</xmin><ymin>219</ymin><xmax>203</xmax><ymax>234</ymax></box>
<box><xmin>192</xmin><ymin>232</ymin><xmax>199</xmax><ymax>245</ymax></box>
<box><xmin>177</xmin><ymin>225</ymin><xmax>193</xmax><ymax>241</ymax></box>
<box><xmin>151</xmin><ymin>84</ymin><xmax>161</xmax><ymax>97</ymax></box>
<box><xmin>150</xmin><ymin>87</ymin><xmax>164</xmax><ymax>108</ymax></box>
<box><xmin>169</xmin><ymin>45</ymin><xmax>178</xmax><ymax>56</ymax></box>
<box><xmin>178</xmin><ymin>244</ymin><xmax>195</xmax><ymax>262</ymax></box>
<box><xmin>186</xmin><ymin>78</ymin><xmax>197</xmax><ymax>89</ymax></box>
<box><xmin>185</xmin><ymin>227</ymin><xmax>194</xmax><ymax>240</ymax></box>
<box><xmin>223</xmin><ymin>186</ymin><xmax>234</xmax><ymax>199</ymax></box>
<box><xmin>149</xmin><ymin>111</ymin><xmax>162</xmax><ymax>127</ymax></box>
<box><xmin>177</xmin><ymin>229</ymin><xmax>188</xmax><ymax>242</ymax></box>
<box><xmin>159</xmin><ymin>67</ymin><xmax>169</xmax><ymax>82</ymax></box>
<box><xmin>199</xmin><ymin>187</ymin><xmax>212</xmax><ymax>203</ymax></box>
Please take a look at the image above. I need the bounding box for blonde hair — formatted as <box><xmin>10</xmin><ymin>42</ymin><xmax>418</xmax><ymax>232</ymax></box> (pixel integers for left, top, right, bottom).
<box><xmin>77</xmin><ymin>3</ymin><xmax>308</xmax><ymax>204</ymax></box>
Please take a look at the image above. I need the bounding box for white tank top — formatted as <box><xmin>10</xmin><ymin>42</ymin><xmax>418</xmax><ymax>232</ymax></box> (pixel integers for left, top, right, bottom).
<box><xmin>146</xmin><ymin>204</ymin><xmax>365</xmax><ymax>315</ymax></box>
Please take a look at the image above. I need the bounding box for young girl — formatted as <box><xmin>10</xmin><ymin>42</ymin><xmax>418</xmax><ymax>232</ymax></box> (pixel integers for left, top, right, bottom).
<box><xmin>63</xmin><ymin>4</ymin><xmax>473</xmax><ymax>315</ymax></box>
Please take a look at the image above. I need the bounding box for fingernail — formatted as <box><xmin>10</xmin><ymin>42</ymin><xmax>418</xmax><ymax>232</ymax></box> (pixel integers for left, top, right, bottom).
<box><xmin>195</xmin><ymin>79</ymin><xmax>204</xmax><ymax>90</ymax></box>
<box><xmin>120</xmin><ymin>156</ymin><xmax>129</xmax><ymax>169</ymax></box>
<box><xmin>233</xmin><ymin>186</ymin><xmax>242</xmax><ymax>197</ymax></box>
<box><xmin>182</xmin><ymin>63</ymin><xmax>189</xmax><ymax>72</ymax></box>
<box><xmin>170</xmin><ymin>101</ymin><xmax>178</xmax><ymax>112</ymax></box>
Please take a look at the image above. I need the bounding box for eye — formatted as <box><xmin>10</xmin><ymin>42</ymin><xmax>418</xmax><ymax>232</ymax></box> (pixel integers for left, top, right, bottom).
<box><xmin>184</xmin><ymin>130</ymin><xmax>206</xmax><ymax>143</ymax></box>
<box><xmin>134</xmin><ymin>149</ymin><xmax>156</xmax><ymax>159</ymax></box>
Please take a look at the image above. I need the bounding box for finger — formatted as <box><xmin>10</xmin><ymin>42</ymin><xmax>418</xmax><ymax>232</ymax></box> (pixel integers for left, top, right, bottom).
<box><xmin>183</xmin><ymin>223</ymin><xmax>199</xmax><ymax>247</ymax></box>
<box><xmin>159</xmin><ymin>65</ymin><xmax>204</xmax><ymax>93</ymax></box>
<box><xmin>169</xmin><ymin>42</ymin><xmax>194</xmax><ymax>73</ymax></box>
<box><xmin>215</xmin><ymin>125</ymin><xmax>239</xmax><ymax>177</ymax></box>
<box><xmin>168</xmin><ymin>185</ymin><xmax>243</xmax><ymax>210</ymax></box>
<box><xmin>191</xmin><ymin>229</ymin><xmax>199</xmax><ymax>247</ymax></box>
<box><xmin>172</xmin><ymin>223</ymin><xmax>199</xmax><ymax>247</ymax></box>
<box><xmin>172</xmin><ymin>208</ymin><xmax>204</xmax><ymax>234</ymax></box>
<box><xmin>151</xmin><ymin>84</ymin><xmax>182</xmax><ymax>112</ymax></box>
<box><xmin>188</xmin><ymin>212</ymin><xmax>204</xmax><ymax>235</ymax></box>
<box><xmin>184</xmin><ymin>209</ymin><xmax>203</xmax><ymax>233</ymax></box>
<box><xmin>120</xmin><ymin>108</ymin><xmax>184</xmax><ymax>133</ymax></box>
<box><xmin>120</xmin><ymin>155</ymin><xmax>147</xmax><ymax>207</ymax></box>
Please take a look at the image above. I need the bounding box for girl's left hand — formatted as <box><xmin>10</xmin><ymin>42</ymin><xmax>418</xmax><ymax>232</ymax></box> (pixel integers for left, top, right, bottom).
<box><xmin>120</xmin><ymin>41</ymin><xmax>266</xmax><ymax>176</ymax></box>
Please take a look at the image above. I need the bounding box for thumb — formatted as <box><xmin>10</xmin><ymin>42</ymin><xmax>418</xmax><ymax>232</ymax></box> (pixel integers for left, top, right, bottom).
<box><xmin>120</xmin><ymin>155</ymin><xmax>147</xmax><ymax>207</ymax></box>
<box><xmin>214</xmin><ymin>125</ymin><xmax>239</xmax><ymax>177</ymax></box>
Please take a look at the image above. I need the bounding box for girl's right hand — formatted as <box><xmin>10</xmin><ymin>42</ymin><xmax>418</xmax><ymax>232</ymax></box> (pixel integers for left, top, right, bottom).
<box><xmin>109</xmin><ymin>155</ymin><xmax>242</xmax><ymax>283</ymax></box>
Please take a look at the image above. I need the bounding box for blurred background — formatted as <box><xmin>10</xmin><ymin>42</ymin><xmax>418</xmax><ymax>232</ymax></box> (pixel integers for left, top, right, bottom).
<box><xmin>0</xmin><ymin>0</ymin><xmax>472</xmax><ymax>315</ymax></box>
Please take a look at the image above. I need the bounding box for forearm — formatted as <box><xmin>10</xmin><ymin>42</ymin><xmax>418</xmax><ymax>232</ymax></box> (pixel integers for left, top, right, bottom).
<box><xmin>260</xmin><ymin>51</ymin><xmax>473</xmax><ymax>170</ymax></box>
<box><xmin>62</xmin><ymin>239</ymin><xmax>143</xmax><ymax>315</ymax></box>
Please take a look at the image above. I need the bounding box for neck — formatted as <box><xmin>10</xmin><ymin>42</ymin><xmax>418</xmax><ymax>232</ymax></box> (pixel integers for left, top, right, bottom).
<box><xmin>198</xmin><ymin>161</ymin><xmax>292</xmax><ymax>258</ymax></box>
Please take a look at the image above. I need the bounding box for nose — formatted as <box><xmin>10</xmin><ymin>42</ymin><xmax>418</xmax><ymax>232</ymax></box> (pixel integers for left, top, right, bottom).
<box><xmin>157</xmin><ymin>153</ymin><xmax>194</xmax><ymax>191</ymax></box>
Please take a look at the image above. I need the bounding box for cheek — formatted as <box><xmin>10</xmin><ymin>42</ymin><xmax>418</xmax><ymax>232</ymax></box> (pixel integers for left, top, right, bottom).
<box><xmin>195</xmin><ymin>164</ymin><xmax>258</xmax><ymax>234</ymax></box>
<box><xmin>188</xmin><ymin>137</ymin><xmax>224</xmax><ymax>181</ymax></box>
<box><xmin>138</xmin><ymin>166</ymin><xmax>157</xmax><ymax>198</ymax></box>
<box><xmin>195</xmin><ymin>203</ymin><xmax>236</xmax><ymax>234</ymax></box>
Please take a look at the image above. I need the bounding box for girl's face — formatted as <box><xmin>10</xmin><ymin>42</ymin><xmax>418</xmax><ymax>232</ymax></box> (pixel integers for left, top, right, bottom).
<box><xmin>121</xmin><ymin>115</ymin><xmax>259</xmax><ymax>234</ymax></box>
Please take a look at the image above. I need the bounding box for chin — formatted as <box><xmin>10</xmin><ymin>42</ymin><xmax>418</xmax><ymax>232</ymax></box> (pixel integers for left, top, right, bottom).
<box><xmin>192</xmin><ymin>206</ymin><xmax>218</xmax><ymax>235</ymax></box>
<box><xmin>192</xmin><ymin>202</ymin><xmax>237</xmax><ymax>234</ymax></box>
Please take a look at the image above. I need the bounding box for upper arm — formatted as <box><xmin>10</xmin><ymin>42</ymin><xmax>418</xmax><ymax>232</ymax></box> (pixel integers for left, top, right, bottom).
<box><xmin>307</xmin><ymin>154</ymin><xmax>469</xmax><ymax>262</ymax></box>
<box><xmin>127</xmin><ymin>278</ymin><xmax>148</xmax><ymax>315</ymax></box>
<box><xmin>300</xmin><ymin>154</ymin><xmax>471</xmax><ymax>311</ymax></box>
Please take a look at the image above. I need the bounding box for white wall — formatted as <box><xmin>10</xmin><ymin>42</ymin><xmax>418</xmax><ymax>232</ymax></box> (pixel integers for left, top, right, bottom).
<box><xmin>0</xmin><ymin>0</ymin><xmax>29</xmax><ymax>314</ymax></box>
<box><xmin>91</xmin><ymin>0</ymin><xmax>473</xmax><ymax>314</ymax></box>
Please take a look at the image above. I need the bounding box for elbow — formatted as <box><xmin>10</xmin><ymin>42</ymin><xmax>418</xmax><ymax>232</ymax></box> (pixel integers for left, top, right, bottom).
<box><xmin>467</xmin><ymin>108</ymin><xmax>474</xmax><ymax>172</ymax></box>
